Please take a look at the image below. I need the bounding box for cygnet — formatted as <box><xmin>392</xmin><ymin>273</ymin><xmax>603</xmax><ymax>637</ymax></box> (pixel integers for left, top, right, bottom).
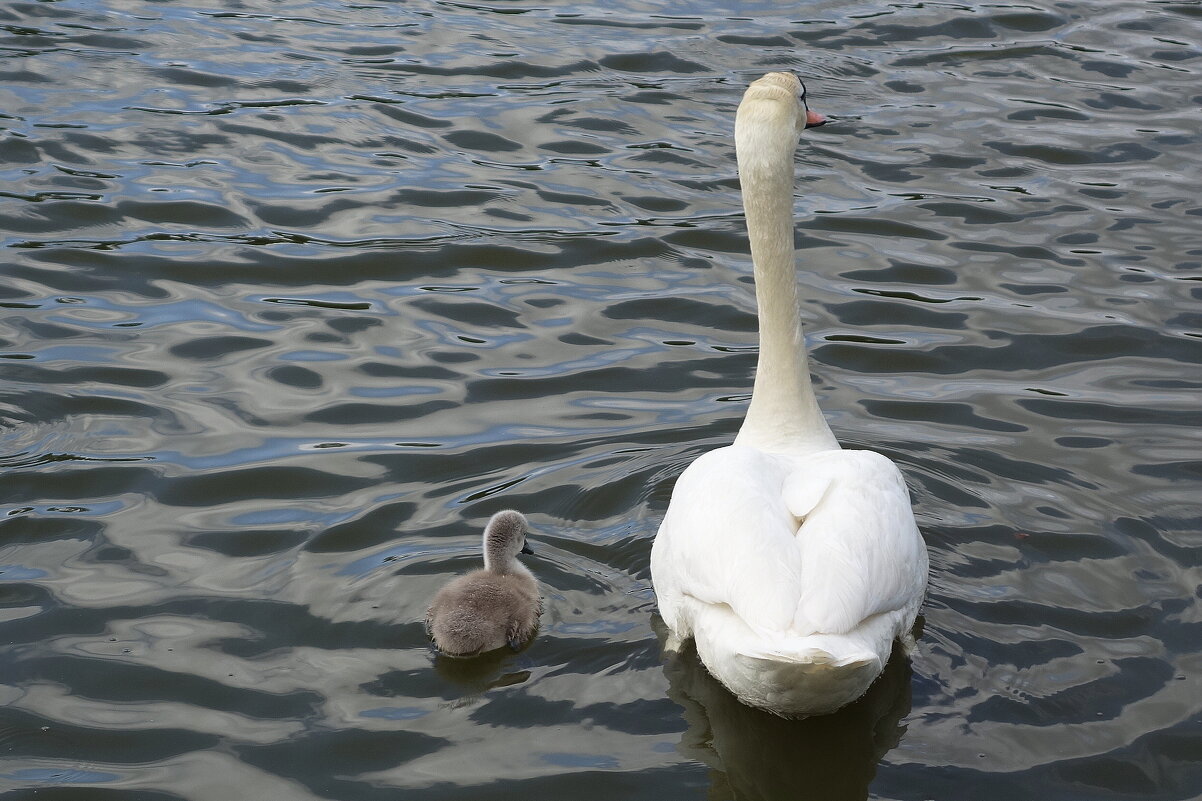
<box><xmin>426</xmin><ymin>510</ymin><xmax>542</xmax><ymax>656</ymax></box>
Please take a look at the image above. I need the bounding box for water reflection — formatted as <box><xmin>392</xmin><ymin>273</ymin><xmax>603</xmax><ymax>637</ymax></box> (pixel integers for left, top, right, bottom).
<box><xmin>432</xmin><ymin>645</ymin><xmax>535</xmax><ymax>699</ymax></box>
<box><xmin>657</xmin><ymin>619</ymin><xmax>912</xmax><ymax>801</ymax></box>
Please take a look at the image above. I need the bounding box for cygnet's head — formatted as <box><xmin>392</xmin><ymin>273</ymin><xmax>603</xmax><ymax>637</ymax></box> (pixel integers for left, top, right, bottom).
<box><xmin>481</xmin><ymin>509</ymin><xmax>534</xmax><ymax>573</ymax></box>
<box><xmin>739</xmin><ymin>72</ymin><xmax>827</xmax><ymax>135</ymax></box>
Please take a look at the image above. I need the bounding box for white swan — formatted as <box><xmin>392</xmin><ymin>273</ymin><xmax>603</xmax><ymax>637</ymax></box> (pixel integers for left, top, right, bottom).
<box><xmin>650</xmin><ymin>73</ymin><xmax>929</xmax><ymax>717</ymax></box>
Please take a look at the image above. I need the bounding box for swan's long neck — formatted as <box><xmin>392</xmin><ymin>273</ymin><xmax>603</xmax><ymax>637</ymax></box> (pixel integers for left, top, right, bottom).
<box><xmin>733</xmin><ymin>101</ymin><xmax>837</xmax><ymax>455</ymax></box>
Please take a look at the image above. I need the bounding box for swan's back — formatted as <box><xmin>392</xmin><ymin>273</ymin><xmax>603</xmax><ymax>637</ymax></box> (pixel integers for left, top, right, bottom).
<box><xmin>654</xmin><ymin>447</ymin><xmax>926</xmax><ymax>643</ymax></box>
<box><xmin>653</xmin><ymin>448</ymin><xmax>927</xmax><ymax>715</ymax></box>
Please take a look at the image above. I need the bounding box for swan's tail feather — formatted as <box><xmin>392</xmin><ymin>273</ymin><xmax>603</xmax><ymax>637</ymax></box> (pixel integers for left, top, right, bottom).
<box><xmin>684</xmin><ymin>601</ymin><xmax>894</xmax><ymax>715</ymax></box>
<box><xmin>717</xmin><ymin>644</ymin><xmax>883</xmax><ymax>716</ymax></box>
<box><xmin>737</xmin><ymin>643</ymin><xmax>877</xmax><ymax>669</ymax></box>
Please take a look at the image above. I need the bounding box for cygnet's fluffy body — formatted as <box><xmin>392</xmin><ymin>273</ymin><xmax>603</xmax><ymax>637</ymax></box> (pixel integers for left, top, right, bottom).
<box><xmin>427</xmin><ymin>510</ymin><xmax>541</xmax><ymax>657</ymax></box>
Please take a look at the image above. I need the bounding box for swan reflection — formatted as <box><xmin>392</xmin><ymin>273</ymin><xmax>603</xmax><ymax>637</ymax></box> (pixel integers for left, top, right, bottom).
<box><xmin>660</xmin><ymin>622</ymin><xmax>912</xmax><ymax>801</ymax></box>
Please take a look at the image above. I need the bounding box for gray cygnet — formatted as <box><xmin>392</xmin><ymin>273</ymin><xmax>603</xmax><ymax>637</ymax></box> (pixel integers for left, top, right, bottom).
<box><xmin>426</xmin><ymin>510</ymin><xmax>541</xmax><ymax>656</ymax></box>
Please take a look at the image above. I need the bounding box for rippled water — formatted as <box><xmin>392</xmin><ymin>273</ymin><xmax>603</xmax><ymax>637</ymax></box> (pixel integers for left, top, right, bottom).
<box><xmin>2</xmin><ymin>0</ymin><xmax>1200</xmax><ymax>798</ymax></box>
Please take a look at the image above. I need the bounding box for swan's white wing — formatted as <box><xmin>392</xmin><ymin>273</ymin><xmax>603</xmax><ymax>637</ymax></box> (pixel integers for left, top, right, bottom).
<box><xmin>654</xmin><ymin>445</ymin><xmax>804</xmax><ymax>633</ymax></box>
<box><xmin>783</xmin><ymin>449</ymin><xmax>928</xmax><ymax>635</ymax></box>
<box><xmin>655</xmin><ymin>446</ymin><xmax>927</xmax><ymax>640</ymax></box>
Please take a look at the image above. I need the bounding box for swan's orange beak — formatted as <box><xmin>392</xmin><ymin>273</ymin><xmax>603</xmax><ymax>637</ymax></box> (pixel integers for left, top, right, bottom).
<box><xmin>805</xmin><ymin>109</ymin><xmax>827</xmax><ymax>128</ymax></box>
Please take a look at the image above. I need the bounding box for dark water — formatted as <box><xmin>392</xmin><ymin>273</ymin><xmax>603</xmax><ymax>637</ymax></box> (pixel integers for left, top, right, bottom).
<box><xmin>1</xmin><ymin>0</ymin><xmax>1199</xmax><ymax>798</ymax></box>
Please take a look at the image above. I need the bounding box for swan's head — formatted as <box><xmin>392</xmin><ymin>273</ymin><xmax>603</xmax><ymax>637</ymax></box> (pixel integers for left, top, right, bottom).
<box><xmin>738</xmin><ymin>72</ymin><xmax>827</xmax><ymax>137</ymax></box>
<box><xmin>482</xmin><ymin>509</ymin><xmax>534</xmax><ymax>572</ymax></box>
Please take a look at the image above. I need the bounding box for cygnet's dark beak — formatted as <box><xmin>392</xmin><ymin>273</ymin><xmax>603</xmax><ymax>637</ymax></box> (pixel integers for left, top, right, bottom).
<box><xmin>521</xmin><ymin>541</ymin><xmax>535</xmax><ymax>555</ymax></box>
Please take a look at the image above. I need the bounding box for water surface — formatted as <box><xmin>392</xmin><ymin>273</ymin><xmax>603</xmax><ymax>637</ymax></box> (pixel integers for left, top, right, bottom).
<box><xmin>1</xmin><ymin>0</ymin><xmax>1200</xmax><ymax>798</ymax></box>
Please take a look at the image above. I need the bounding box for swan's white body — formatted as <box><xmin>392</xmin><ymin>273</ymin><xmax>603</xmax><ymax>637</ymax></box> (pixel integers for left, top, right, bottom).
<box><xmin>650</xmin><ymin>73</ymin><xmax>929</xmax><ymax>717</ymax></box>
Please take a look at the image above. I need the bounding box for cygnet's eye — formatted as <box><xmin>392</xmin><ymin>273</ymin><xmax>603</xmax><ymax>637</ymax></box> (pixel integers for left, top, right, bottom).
<box><xmin>798</xmin><ymin>82</ymin><xmax>807</xmax><ymax>102</ymax></box>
